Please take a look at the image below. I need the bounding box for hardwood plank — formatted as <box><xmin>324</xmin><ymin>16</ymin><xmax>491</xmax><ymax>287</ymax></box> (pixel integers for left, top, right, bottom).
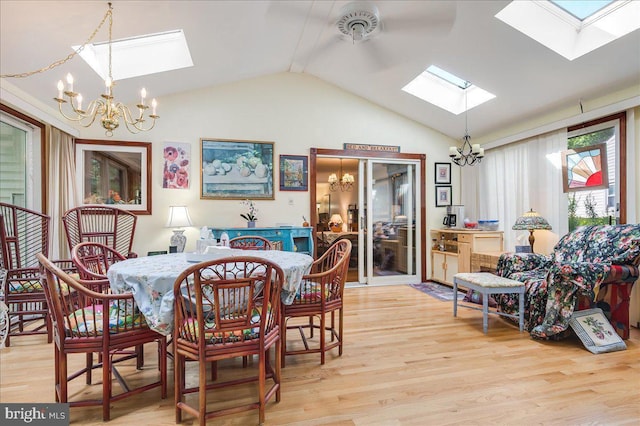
<box><xmin>1</xmin><ymin>285</ymin><xmax>638</xmax><ymax>425</ymax></box>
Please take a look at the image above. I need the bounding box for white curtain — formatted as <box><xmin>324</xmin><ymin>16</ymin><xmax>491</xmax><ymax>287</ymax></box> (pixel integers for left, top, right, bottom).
<box><xmin>462</xmin><ymin>128</ymin><xmax>568</xmax><ymax>253</ymax></box>
<box><xmin>47</xmin><ymin>126</ymin><xmax>79</xmax><ymax>259</ymax></box>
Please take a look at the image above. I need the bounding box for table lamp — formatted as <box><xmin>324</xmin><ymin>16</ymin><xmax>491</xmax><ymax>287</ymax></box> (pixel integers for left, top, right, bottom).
<box><xmin>512</xmin><ymin>208</ymin><xmax>552</xmax><ymax>253</ymax></box>
<box><xmin>329</xmin><ymin>214</ymin><xmax>344</xmax><ymax>232</ymax></box>
<box><xmin>166</xmin><ymin>205</ymin><xmax>193</xmax><ymax>253</ymax></box>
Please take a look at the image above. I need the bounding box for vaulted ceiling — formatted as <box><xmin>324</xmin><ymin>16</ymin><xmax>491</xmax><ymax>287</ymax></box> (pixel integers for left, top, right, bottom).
<box><xmin>1</xmin><ymin>1</ymin><xmax>639</xmax><ymax>141</ymax></box>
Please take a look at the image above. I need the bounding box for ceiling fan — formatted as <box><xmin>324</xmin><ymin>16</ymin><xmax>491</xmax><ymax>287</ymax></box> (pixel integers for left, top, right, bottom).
<box><xmin>291</xmin><ymin>1</ymin><xmax>457</xmax><ymax>72</ymax></box>
<box><xmin>335</xmin><ymin>2</ymin><xmax>381</xmax><ymax>44</ymax></box>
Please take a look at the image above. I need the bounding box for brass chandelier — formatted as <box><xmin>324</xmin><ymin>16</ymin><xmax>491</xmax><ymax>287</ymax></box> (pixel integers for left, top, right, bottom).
<box><xmin>54</xmin><ymin>2</ymin><xmax>158</xmax><ymax>136</ymax></box>
<box><xmin>328</xmin><ymin>159</ymin><xmax>354</xmax><ymax>192</ymax></box>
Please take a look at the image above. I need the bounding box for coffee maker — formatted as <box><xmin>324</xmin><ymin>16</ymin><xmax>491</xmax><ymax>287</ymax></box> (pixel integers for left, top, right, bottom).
<box><xmin>443</xmin><ymin>205</ymin><xmax>464</xmax><ymax>228</ymax></box>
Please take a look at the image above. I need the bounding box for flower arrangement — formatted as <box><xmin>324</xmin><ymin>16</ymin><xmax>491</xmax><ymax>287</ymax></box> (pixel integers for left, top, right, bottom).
<box><xmin>240</xmin><ymin>199</ymin><xmax>258</xmax><ymax>222</ymax></box>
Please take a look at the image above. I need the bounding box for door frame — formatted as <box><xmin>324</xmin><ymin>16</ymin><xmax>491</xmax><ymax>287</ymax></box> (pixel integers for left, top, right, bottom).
<box><xmin>310</xmin><ymin>148</ymin><xmax>427</xmax><ymax>282</ymax></box>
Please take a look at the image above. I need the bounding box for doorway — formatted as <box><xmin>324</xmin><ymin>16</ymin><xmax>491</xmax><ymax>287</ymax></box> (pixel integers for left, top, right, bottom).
<box><xmin>310</xmin><ymin>148</ymin><xmax>426</xmax><ymax>285</ymax></box>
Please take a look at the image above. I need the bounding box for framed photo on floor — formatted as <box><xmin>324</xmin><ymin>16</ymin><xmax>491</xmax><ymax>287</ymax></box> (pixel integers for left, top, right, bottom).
<box><xmin>435</xmin><ymin>185</ymin><xmax>452</xmax><ymax>207</ymax></box>
<box><xmin>435</xmin><ymin>162</ymin><xmax>451</xmax><ymax>184</ymax></box>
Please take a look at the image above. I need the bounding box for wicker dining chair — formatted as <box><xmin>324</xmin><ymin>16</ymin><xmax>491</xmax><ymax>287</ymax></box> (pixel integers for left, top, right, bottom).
<box><xmin>71</xmin><ymin>242</ymin><xmax>127</xmax><ymax>293</ymax></box>
<box><xmin>229</xmin><ymin>235</ymin><xmax>273</xmax><ymax>250</ymax></box>
<box><xmin>0</xmin><ymin>202</ymin><xmax>75</xmax><ymax>346</ymax></box>
<box><xmin>173</xmin><ymin>256</ymin><xmax>284</xmax><ymax>425</ymax></box>
<box><xmin>281</xmin><ymin>238</ymin><xmax>351</xmax><ymax>367</ymax></box>
<box><xmin>71</xmin><ymin>241</ymin><xmax>144</xmax><ymax>373</ymax></box>
<box><xmin>62</xmin><ymin>205</ymin><xmax>138</xmax><ymax>259</ymax></box>
<box><xmin>37</xmin><ymin>253</ymin><xmax>167</xmax><ymax>421</ymax></box>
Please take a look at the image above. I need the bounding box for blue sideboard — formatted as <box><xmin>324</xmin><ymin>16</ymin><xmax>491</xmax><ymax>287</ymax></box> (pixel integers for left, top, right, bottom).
<box><xmin>208</xmin><ymin>226</ymin><xmax>314</xmax><ymax>255</ymax></box>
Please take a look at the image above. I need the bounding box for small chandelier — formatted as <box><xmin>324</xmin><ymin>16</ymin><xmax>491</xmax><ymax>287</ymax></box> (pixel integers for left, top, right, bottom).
<box><xmin>54</xmin><ymin>3</ymin><xmax>158</xmax><ymax>136</ymax></box>
<box><xmin>449</xmin><ymin>87</ymin><xmax>484</xmax><ymax>166</ymax></box>
<box><xmin>328</xmin><ymin>159</ymin><xmax>354</xmax><ymax>192</ymax></box>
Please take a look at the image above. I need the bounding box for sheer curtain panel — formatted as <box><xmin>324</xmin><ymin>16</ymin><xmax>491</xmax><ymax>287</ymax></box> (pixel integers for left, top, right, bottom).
<box><xmin>462</xmin><ymin>128</ymin><xmax>568</xmax><ymax>253</ymax></box>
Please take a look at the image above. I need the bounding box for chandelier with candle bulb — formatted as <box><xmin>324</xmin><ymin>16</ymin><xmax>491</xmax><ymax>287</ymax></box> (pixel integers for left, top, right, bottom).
<box><xmin>328</xmin><ymin>159</ymin><xmax>354</xmax><ymax>192</ymax></box>
<box><xmin>54</xmin><ymin>3</ymin><xmax>158</xmax><ymax>136</ymax></box>
<box><xmin>449</xmin><ymin>85</ymin><xmax>484</xmax><ymax>166</ymax></box>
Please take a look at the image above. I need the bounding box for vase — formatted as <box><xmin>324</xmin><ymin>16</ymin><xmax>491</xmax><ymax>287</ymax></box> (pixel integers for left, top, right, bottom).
<box><xmin>247</xmin><ymin>221</ymin><xmax>256</xmax><ymax>228</ymax></box>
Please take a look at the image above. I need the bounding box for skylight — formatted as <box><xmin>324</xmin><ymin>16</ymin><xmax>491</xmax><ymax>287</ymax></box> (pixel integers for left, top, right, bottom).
<box><xmin>496</xmin><ymin>1</ymin><xmax>640</xmax><ymax>61</ymax></box>
<box><xmin>551</xmin><ymin>0</ymin><xmax>614</xmax><ymax>20</ymax></box>
<box><xmin>402</xmin><ymin>65</ymin><xmax>495</xmax><ymax>115</ymax></box>
<box><xmin>74</xmin><ymin>30</ymin><xmax>193</xmax><ymax>81</ymax></box>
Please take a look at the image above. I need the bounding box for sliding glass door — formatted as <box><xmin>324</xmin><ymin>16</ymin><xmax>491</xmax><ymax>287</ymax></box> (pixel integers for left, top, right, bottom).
<box><xmin>358</xmin><ymin>159</ymin><xmax>420</xmax><ymax>285</ymax></box>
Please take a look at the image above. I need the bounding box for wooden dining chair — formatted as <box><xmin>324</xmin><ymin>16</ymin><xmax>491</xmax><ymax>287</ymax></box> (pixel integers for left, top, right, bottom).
<box><xmin>229</xmin><ymin>235</ymin><xmax>273</xmax><ymax>250</ymax></box>
<box><xmin>173</xmin><ymin>256</ymin><xmax>284</xmax><ymax>425</ymax></box>
<box><xmin>71</xmin><ymin>242</ymin><xmax>127</xmax><ymax>293</ymax></box>
<box><xmin>37</xmin><ymin>253</ymin><xmax>167</xmax><ymax>421</ymax></box>
<box><xmin>281</xmin><ymin>238</ymin><xmax>351</xmax><ymax>367</ymax></box>
<box><xmin>0</xmin><ymin>202</ymin><xmax>74</xmax><ymax>346</ymax></box>
<box><xmin>62</xmin><ymin>205</ymin><xmax>138</xmax><ymax>259</ymax></box>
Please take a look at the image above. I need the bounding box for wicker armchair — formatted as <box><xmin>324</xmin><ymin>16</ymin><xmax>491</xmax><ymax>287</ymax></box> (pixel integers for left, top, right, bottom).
<box><xmin>0</xmin><ymin>202</ymin><xmax>75</xmax><ymax>346</ymax></box>
<box><xmin>71</xmin><ymin>242</ymin><xmax>127</xmax><ymax>293</ymax></box>
<box><xmin>173</xmin><ymin>256</ymin><xmax>284</xmax><ymax>425</ymax></box>
<box><xmin>37</xmin><ymin>253</ymin><xmax>167</xmax><ymax>421</ymax></box>
<box><xmin>282</xmin><ymin>238</ymin><xmax>351</xmax><ymax>366</ymax></box>
<box><xmin>62</xmin><ymin>205</ymin><xmax>138</xmax><ymax>259</ymax></box>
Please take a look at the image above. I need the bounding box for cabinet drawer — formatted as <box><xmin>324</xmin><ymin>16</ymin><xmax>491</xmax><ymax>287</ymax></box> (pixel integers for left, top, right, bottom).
<box><xmin>458</xmin><ymin>234</ymin><xmax>473</xmax><ymax>243</ymax></box>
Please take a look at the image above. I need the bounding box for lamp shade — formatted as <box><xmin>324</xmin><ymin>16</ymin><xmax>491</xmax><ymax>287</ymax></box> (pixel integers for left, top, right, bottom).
<box><xmin>166</xmin><ymin>206</ymin><xmax>193</xmax><ymax>228</ymax></box>
<box><xmin>329</xmin><ymin>214</ymin><xmax>343</xmax><ymax>225</ymax></box>
<box><xmin>512</xmin><ymin>209</ymin><xmax>552</xmax><ymax>231</ymax></box>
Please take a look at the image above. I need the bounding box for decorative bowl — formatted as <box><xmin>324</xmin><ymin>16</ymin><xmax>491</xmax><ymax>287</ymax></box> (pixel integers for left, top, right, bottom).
<box><xmin>478</xmin><ymin>220</ymin><xmax>499</xmax><ymax>231</ymax></box>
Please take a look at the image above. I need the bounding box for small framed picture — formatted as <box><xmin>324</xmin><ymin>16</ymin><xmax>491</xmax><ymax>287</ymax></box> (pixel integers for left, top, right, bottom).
<box><xmin>435</xmin><ymin>185</ymin><xmax>452</xmax><ymax>207</ymax></box>
<box><xmin>435</xmin><ymin>162</ymin><xmax>451</xmax><ymax>184</ymax></box>
<box><xmin>279</xmin><ymin>155</ymin><xmax>308</xmax><ymax>191</ymax></box>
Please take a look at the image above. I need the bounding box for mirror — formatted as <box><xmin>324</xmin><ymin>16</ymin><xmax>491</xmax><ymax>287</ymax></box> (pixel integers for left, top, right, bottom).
<box><xmin>75</xmin><ymin>139</ymin><xmax>151</xmax><ymax>214</ymax></box>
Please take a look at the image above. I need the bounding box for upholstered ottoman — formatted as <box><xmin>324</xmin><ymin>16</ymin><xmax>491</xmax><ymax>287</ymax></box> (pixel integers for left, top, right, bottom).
<box><xmin>453</xmin><ymin>272</ymin><xmax>525</xmax><ymax>334</ymax></box>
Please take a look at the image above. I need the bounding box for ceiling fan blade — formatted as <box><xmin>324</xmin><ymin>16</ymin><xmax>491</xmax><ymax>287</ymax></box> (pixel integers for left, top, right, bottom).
<box><xmin>382</xmin><ymin>2</ymin><xmax>457</xmax><ymax>36</ymax></box>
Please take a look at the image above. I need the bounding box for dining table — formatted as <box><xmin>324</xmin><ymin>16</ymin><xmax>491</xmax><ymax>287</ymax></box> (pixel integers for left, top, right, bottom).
<box><xmin>107</xmin><ymin>248</ymin><xmax>314</xmax><ymax>335</ymax></box>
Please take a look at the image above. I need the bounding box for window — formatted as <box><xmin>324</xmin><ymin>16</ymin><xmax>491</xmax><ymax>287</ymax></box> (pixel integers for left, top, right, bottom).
<box><xmin>0</xmin><ymin>108</ymin><xmax>43</xmax><ymax>210</ymax></box>
<box><xmin>566</xmin><ymin>112</ymin><xmax>626</xmax><ymax>230</ymax></box>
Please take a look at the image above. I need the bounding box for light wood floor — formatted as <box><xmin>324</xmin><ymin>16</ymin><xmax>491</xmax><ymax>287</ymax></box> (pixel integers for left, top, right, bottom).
<box><xmin>1</xmin><ymin>285</ymin><xmax>639</xmax><ymax>425</ymax></box>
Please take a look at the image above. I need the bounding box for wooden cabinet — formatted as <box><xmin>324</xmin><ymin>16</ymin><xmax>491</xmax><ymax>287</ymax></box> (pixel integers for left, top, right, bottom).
<box><xmin>430</xmin><ymin>229</ymin><xmax>503</xmax><ymax>285</ymax></box>
<box><xmin>208</xmin><ymin>226</ymin><xmax>314</xmax><ymax>255</ymax></box>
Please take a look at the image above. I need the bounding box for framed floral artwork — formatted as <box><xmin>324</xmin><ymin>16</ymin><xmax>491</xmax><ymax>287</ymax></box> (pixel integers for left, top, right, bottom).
<box><xmin>561</xmin><ymin>143</ymin><xmax>608</xmax><ymax>193</ymax></box>
<box><xmin>200</xmin><ymin>138</ymin><xmax>274</xmax><ymax>200</ymax></box>
<box><xmin>279</xmin><ymin>155</ymin><xmax>308</xmax><ymax>191</ymax></box>
<box><xmin>162</xmin><ymin>142</ymin><xmax>190</xmax><ymax>189</ymax></box>
<box><xmin>435</xmin><ymin>185</ymin><xmax>452</xmax><ymax>207</ymax></box>
<box><xmin>435</xmin><ymin>162</ymin><xmax>451</xmax><ymax>184</ymax></box>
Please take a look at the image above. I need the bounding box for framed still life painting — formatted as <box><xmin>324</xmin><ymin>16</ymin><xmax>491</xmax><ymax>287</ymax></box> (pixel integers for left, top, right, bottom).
<box><xmin>200</xmin><ymin>138</ymin><xmax>274</xmax><ymax>200</ymax></box>
<box><xmin>561</xmin><ymin>143</ymin><xmax>608</xmax><ymax>193</ymax></box>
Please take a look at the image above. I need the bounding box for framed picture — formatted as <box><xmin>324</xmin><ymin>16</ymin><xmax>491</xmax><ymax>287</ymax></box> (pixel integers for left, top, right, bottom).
<box><xmin>435</xmin><ymin>162</ymin><xmax>451</xmax><ymax>184</ymax></box>
<box><xmin>200</xmin><ymin>138</ymin><xmax>274</xmax><ymax>200</ymax></box>
<box><xmin>75</xmin><ymin>139</ymin><xmax>152</xmax><ymax>214</ymax></box>
<box><xmin>561</xmin><ymin>143</ymin><xmax>608</xmax><ymax>193</ymax></box>
<box><xmin>163</xmin><ymin>142</ymin><xmax>191</xmax><ymax>189</ymax></box>
<box><xmin>435</xmin><ymin>185</ymin><xmax>452</xmax><ymax>207</ymax></box>
<box><xmin>279</xmin><ymin>155</ymin><xmax>308</xmax><ymax>191</ymax></box>
<box><xmin>569</xmin><ymin>308</ymin><xmax>626</xmax><ymax>354</ymax></box>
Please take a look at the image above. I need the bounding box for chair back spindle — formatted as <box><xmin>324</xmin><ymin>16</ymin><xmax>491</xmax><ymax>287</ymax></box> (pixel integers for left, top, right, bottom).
<box><xmin>62</xmin><ymin>206</ymin><xmax>138</xmax><ymax>258</ymax></box>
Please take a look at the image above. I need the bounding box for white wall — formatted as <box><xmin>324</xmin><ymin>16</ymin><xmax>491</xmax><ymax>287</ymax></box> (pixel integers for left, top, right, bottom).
<box><xmin>77</xmin><ymin>72</ymin><xmax>456</xmax><ymax>254</ymax></box>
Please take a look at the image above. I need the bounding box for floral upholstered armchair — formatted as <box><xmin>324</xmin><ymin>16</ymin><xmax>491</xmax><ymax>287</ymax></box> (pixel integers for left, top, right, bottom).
<box><xmin>495</xmin><ymin>224</ymin><xmax>640</xmax><ymax>340</ymax></box>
